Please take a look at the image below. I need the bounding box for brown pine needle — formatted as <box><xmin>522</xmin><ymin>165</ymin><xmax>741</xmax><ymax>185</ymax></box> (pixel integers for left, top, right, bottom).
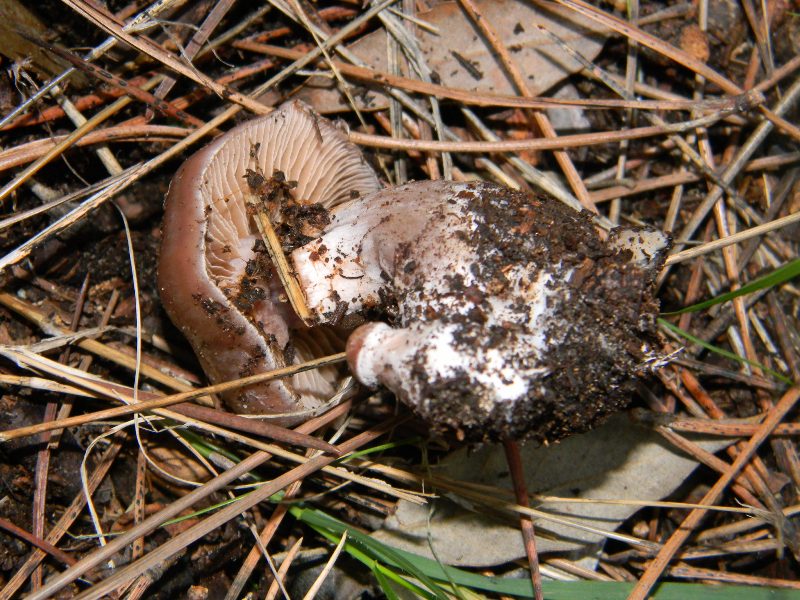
<box><xmin>0</xmin><ymin>352</ymin><xmax>346</xmax><ymax>443</ymax></box>
<box><xmin>630</xmin><ymin>387</ymin><xmax>800</xmax><ymax>599</ymax></box>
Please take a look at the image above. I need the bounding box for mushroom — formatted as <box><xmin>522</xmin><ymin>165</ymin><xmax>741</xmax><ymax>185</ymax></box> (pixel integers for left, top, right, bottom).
<box><xmin>161</xmin><ymin>102</ymin><xmax>669</xmax><ymax>441</ymax></box>
<box><xmin>292</xmin><ymin>180</ymin><xmax>670</xmax><ymax>441</ymax></box>
<box><xmin>158</xmin><ymin>101</ymin><xmax>381</xmax><ymax>425</ymax></box>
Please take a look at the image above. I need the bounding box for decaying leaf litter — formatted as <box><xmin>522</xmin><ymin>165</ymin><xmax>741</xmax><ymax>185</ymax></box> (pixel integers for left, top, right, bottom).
<box><xmin>0</xmin><ymin>0</ymin><xmax>798</xmax><ymax>598</ymax></box>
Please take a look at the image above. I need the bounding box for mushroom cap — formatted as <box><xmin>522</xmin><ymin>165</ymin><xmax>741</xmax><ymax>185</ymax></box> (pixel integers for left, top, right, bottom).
<box><xmin>294</xmin><ymin>180</ymin><xmax>670</xmax><ymax>441</ymax></box>
<box><xmin>158</xmin><ymin>101</ymin><xmax>381</xmax><ymax>423</ymax></box>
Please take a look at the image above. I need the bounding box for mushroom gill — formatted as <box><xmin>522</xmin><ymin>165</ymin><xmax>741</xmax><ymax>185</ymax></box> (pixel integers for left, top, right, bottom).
<box><xmin>158</xmin><ymin>101</ymin><xmax>381</xmax><ymax>424</ymax></box>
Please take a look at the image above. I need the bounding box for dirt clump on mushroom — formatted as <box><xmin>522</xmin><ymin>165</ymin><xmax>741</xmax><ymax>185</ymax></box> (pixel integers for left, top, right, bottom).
<box><xmin>408</xmin><ymin>184</ymin><xmax>666</xmax><ymax>442</ymax></box>
<box><xmin>245</xmin><ymin>168</ymin><xmax>332</xmax><ymax>253</ymax></box>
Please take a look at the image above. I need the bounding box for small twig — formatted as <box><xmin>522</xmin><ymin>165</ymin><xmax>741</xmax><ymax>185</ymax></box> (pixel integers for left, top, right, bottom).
<box><xmin>503</xmin><ymin>440</ymin><xmax>543</xmax><ymax>600</ymax></box>
<box><xmin>0</xmin><ymin>517</ymin><xmax>78</xmax><ymax>568</ymax></box>
<box><xmin>661</xmin><ymin>415</ymin><xmax>800</xmax><ymax>437</ymax></box>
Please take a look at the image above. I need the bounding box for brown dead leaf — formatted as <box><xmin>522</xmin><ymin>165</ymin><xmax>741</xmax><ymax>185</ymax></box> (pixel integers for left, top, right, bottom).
<box><xmin>0</xmin><ymin>0</ymin><xmax>85</xmax><ymax>84</ymax></box>
<box><xmin>296</xmin><ymin>0</ymin><xmax>608</xmax><ymax>112</ymax></box>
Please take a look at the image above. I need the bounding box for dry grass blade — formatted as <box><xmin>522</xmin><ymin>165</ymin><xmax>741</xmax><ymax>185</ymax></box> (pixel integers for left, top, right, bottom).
<box><xmin>0</xmin><ymin>0</ymin><xmax>185</xmax><ymax>129</ymax></box>
<box><xmin>548</xmin><ymin>0</ymin><xmax>800</xmax><ymax>143</ymax></box>
<box><xmin>664</xmin><ymin>210</ymin><xmax>800</xmax><ymax>265</ymax></box>
<box><xmin>246</xmin><ymin>193</ymin><xmax>314</xmax><ymax>324</ymax></box>
<box><xmin>149</xmin><ymin>0</ymin><xmax>238</xmax><ymax>104</ymax></box>
<box><xmin>20</xmin><ymin>35</ymin><xmax>204</xmax><ymax>127</ymax></box>
<box><xmin>531</xmin><ymin>20</ymin><xmax>750</xmax><ymax>204</ymax></box>
<box><xmin>228</xmin><ymin>478</ymin><xmax>307</xmax><ymax>600</ymax></box>
<box><xmin>234</xmin><ymin>41</ymin><xmax>749</xmax><ymax>112</ymax></box>
<box><xmin>548</xmin><ymin>0</ymin><xmax>740</xmax><ymax>93</ymax></box>
<box><xmin>61</xmin><ymin>0</ymin><xmax>269</xmax><ymax>115</ymax></box>
<box><xmin>0</xmin><ymin>350</ymin><xmax>346</xmax><ymax>442</ymax></box>
<box><xmin>265</xmin><ymin>536</ymin><xmax>303</xmax><ymax>600</ymax></box>
<box><xmin>0</xmin><ymin>125</ymin><xmax>189</xmax><ymax>173</ymax></box>
<box><xmin>301</xmin><ymin>531</ymin><xmax>347</xmax><ymax>600</ymax></box>
<box><xmin>349</xmin><ymin>112</ymin><xmax>730</xmax><ymax>152</ymax></box>
<box><xmin>460</xmin><ymin>107</ymin><xmax>589</xmax><ymax>215</ymax></box>
<box><xmin>0</xmin><ymin>436</ymin><xmax>126</xmax><ymax>600</ymax></box>
<box><xmin>1</xmin><ymin>349</ymin><xmax>420</xmax><ymax>504</ymax></box>
<box><xmin>0</xmin><ymin>78</ymin><xmax>159</xmax><ymax>205</ymax></box>
<box><xmin>0</xmin><ymin>292</ymin><xmax>195</xmax><ymax>391</ymax></box>
<box><xmin>455</xmin><ymin>0</ymin><xmax>593</xmax><ymax>211</ymax></box>
<box><xmin>587</xmin><ymin>152</ymin><xmax>800</xmax><ymax>203</ymax></box>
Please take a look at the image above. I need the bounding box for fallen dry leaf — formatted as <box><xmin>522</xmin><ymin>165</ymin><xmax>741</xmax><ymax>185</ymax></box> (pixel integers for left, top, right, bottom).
<box><xmin>297</xmin><ymin>0</ymin><xmax>608</xmax><ymax>112</ymax></box>
<box><xmin>373</xmin><ymin>414</ymin><xmax>733</xmax><ymax>567</ymax></box>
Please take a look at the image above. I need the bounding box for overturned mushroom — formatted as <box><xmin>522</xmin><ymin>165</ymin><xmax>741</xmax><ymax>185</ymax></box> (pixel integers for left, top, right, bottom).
<box><xmin>158</xmin><ymin>101</ymin><xmax>380</xmax><ymax>425</ymax></box>
<box><xmin>292</xmin><ymin>180</ymin><xmax>670</xmax><ymax>441</ymax></box>
<box><xmin>161</xmin><ymin>102</ymin><xmax>669</xmax><ymax>441</ymax></box>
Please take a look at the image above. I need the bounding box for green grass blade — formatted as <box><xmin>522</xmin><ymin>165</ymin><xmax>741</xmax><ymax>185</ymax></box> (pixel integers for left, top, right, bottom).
<box><xmin>305</xmin><ymin>517</ymin><xmax>438</xmax><ymax>599</ymax></box>
<box><xmin>335</xmin><ymin>437</ymin><xmax>422</xmax><ymax>464</ymax></box>
<box><xmin>659</xmin><ymin>318</ymin><xmax>793</xmax><ymax>385</ymax></box>
<box><xmin>293</xmin><ymin>505</ymin><xmax>800</xmax><ymax>598</ymax></box>
<box><xmin>292</xmin><ymin>506</ymin><xmax>449</xmax><ymax>600</ymax></box>
<box><xmin>539</xmin><ymin>582</ymin><xmax>798</xmax><ymax>599</ymax></box>
<box><xmin>371</xmin><ymin>561</ymin><xmax>405</xmax><ymax>600</ymax></box>
<box><xmin>662</xmin><ymin>258</ymin><xmax>800</xmax><ymax>315</ymax></box>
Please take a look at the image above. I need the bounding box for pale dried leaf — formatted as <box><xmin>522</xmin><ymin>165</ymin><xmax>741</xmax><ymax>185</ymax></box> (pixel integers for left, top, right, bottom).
<box><xmin>373</xmin><ymin>415</ymin><xmax>733</xmax><ymax>567</ymax></box>
<box><xmin>297</xmin><ymin>0</ymin><xmax>608</xmax><ymax>112</ymax></box>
